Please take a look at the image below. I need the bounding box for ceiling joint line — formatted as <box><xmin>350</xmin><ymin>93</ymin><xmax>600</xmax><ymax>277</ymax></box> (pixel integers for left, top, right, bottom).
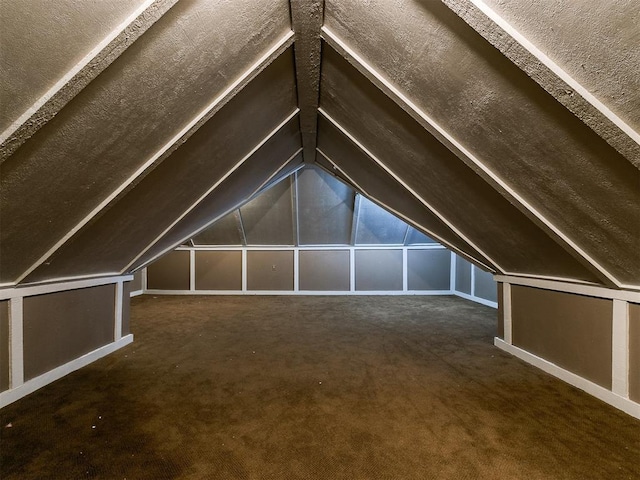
<box><xmin>12</xmin><ymin>31</ymin><xmax>295</xmax><ymax>285</ymax></box>
<box><xmin>321</xmin><ymin>26</ymin><xmax>621</xmax><ymax>288</ymax></box>
<box><xmin>0</xmin><ymin>0</ymin><xmax>180</xmax><ymax>163</ymax></box>
<box><xmin>120</xmin><ymin>111</ymin><xmax>301</xmax><ymax>273</ymax></box>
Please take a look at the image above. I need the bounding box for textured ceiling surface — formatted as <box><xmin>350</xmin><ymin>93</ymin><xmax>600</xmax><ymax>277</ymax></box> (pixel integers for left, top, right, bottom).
<box><xmin>0</xmin><ymin>0</ymin><xmax>638</xmax><ymax>290</ymax></box>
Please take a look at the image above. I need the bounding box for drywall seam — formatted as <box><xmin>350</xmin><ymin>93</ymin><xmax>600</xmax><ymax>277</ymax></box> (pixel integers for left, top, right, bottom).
<box><xmin>321</xmin><ymin>26</ymin><xmax>621</xmax><ymax>288</ymax></box>
<box><xmin>318</xmin><ymin>108</ymin><xmax>504</xmax><ymax>273</ymax></box>
<box><xmin>14</xmin><ymin>31</ymin><xmax>296</xmax><ymax>286</ymax></box>
<box><xmin>441</xmin><ymin>0</ymin><xmax>640</xmax><ymax>167</ymax></box>
<box><xmin>0</xmin><ymin>0</ymin><xmax>180</xmax><ymax>162</ymax></box>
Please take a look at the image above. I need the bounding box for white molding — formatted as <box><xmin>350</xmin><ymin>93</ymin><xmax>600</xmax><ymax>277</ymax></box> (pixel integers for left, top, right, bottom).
<box><xmin>145</xmin><ymin>289</ymin><xmax>453</xmax><ymax>296</ymax></box>
<box><xmin>321</xmin><ymin>26</ymin><xmax>620</xmax><ymax>288</ymax></box>
<box><xmin>450</xmin><ymin>251</ymin><xmax>457</xmax><ymax>292</ymax></box>
<box><xmin>469</xmin><ymin>0</ymin><xmax>640</xmax><ymax>148</ymax></box>
<box><xmin>241</xmin><ymin>250</ymin><xmax>248</xmax><ymax>292</ymax></box>
<box><xmin>349</xmin><ymin>249</ymin><xmax>356</xmax><ymax>292</ymax></box>
<box><xmin>177</xmin><ymin>245</ymin><xmax>446</xmax><ymax>252</ymax></box>
<box><xmin>8</xmin><ymin>298</ymin><xmax>24</xmax><ymax>388</ymax></box>
<box><xmin>14</xmin><ymin>31</ymin><xmax>296</xmax><ymax>284</ymax></box>
<box><xmin>293</xmin><ymin>249</ymin><xmax>300</xmax><ymax>292</ymax></box>
<box><xmin>454</xmin><ymin>291</ymin><xmax>498</xmax><ymax>309</ymax></box>
<box><xmin>122</xmin><ymin>110</ymin><xmax>300</xmax><ymax>272</ymax></box>
<box><xmin>114</xmin><ymin>281</ymin><xmax>124</xmax><ymax>341</ymax></box>
<box><xmin>0</xmin><ymin>335</ymin><xmax>133</xmax><ymax>409</ymax></box>
<box><xmin>494</xmin><ymin>338</ymin><xmax>640</xmax><ymax>420</ymax></box>
<box><xmin>494</xmin><ymin>275</ymin><xmax>640</xmax><ymax>303</ymax></box>
<box><xmin>612</xmin><ymin>300</ymin><xmax>630</xmax><ymax>397</ymax></box>
<box><xmin>0</xmin><ymin>275</ymin><xmax>133</xmax><ymax>301</ymax></box>
<box><xmin>470</xmin><ymin>264</ymin><xmax>476</xmax><ymax>297</ymax></box>
<box><xmin>502</xmin><ymin>282</ymin><xmax>513</xmax><ymax>344</ymax></box>
<box><xmin>318</xmin><ymin>108</ymin><xmax>503</xmax><ymax>274</ymax></box>
<box><xmin>189</xmin><ymin>250</ymin><xmax>196</xmax><ymax>291</ymax></box>
<box><xmin>402</xmin><ymin>248</ymin><xmax>408</xmax><ymax>292</ymax></box>
<box><xmin>130</xmin><ymin>290</ymin><xmax>144</xmax><ymax>297</ymax></box>
<box><xmin>142</xmin><ymin>268</ymin><xmax>148</xmax><ymax>292</ymax></box>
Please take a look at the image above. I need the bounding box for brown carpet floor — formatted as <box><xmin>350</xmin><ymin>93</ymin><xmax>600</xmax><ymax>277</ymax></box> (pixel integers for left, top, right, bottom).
<box><xmin>1</xmin><ymin>295</ymin><xmax>639</xmax><ymax>479</ymax></box>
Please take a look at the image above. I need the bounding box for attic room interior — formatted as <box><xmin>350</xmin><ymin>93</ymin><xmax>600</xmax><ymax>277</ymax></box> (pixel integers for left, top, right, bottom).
<box><xmin>0</xmin><ymin>0</ymin><xmax>639</xmax><ymax>478</ymax></box>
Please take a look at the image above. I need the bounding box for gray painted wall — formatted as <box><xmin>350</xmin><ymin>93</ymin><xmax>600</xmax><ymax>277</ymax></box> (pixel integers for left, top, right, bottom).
<box><xmin>299</xmin><ymin>250</ymin><xmax>350</xmax><ymax>291</ymax></box>
<box><xmin>196</xmin><ymin>251</ymin><xmax>242</xmax><ymax>291</ymax></box>
<box><xmin>355</xmin><ymin>250</ymin><xmax>403</xmax><ymax>291</ymax></box>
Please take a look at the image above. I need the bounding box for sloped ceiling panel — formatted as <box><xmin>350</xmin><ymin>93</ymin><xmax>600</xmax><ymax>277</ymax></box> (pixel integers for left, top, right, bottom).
<box><xmin>193</xmin><ymin>213</ymin><xmax>243</xmax><ymax>247</ymax></box>
<box><xmin>23</xmin><ymin>49</ymin><xmax>298</xmax><ymax>283</ymax></box>
<box><xmin>319</xmin><ymin>43</ymin><xmax>600</xmax><ymax>283</ymax></box>
<box><xmin>0</xmin><ymin>0</ymin><xmax>291</xmax><ymax>283</ymax></box>
<box><xmin>133</xmin><ymin>136</ymin><xmax>303</xmax><ymax>270</ymax></box>
<box><xmin>482</xmin><ymin>0</ymin><xmax>640</xmax><ymax>133</ymax></box>
<box><xmin>354</xmin><ymin>196</ymin><xmax>408</xmax><ymax>246</ymax></box>
<box><xmin>317</xmin><ymin>115</ymin><xmax>496</xmax><ymax>269</ymax></box>
<box><xmin>323</xmin><ymin>1</ymin><xmax>640</xmax><ymax>285</ymax></box>
<box><xmin>241</xmin><ymin>178</ymin><xmax>294</xmax><ymax>246</ymax></box>
<box><xmin>0</xmin><ymin>0</ymin><xmax>148</xmax><ymax>133</ymax></box>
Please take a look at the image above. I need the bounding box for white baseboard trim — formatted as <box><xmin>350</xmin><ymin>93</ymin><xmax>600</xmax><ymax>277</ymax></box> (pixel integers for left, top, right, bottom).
<box><xmin>454</xmin><ymin>291</ymin><xmax>497</xmax><ymax>309</ymax></box>
<box><xmin>0</xmin><ymin>334</ymin><xmax>133</xmax><ymax>409</ymax></box>
<box><xmin>143</xmin><ymin>289</ymin><xmax>454</xmax><ymax>296</ymax></box>
<box><xmin>130</xmin><ymin>289</ymin><xmax>144</xmax><ymax>297</ymax></box>
<box><xmin>494</xmin><ymin>338</ymin><xmax>640</xmax><ymax>420</ymax></box>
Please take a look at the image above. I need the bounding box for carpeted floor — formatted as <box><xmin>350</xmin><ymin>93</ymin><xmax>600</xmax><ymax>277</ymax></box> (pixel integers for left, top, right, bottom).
<box><xmin>1</xmin><ymin>295</ymin><xmax>639</xmax><ymax>479</ymax></box>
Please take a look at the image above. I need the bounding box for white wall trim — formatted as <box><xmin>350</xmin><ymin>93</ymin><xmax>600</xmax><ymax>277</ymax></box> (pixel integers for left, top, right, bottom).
<box><xmin>114</xmin><ymin>281</ymin><xmax>124</xmax><ymax>341</ymax></box>
<box><xmin>612</xmin><ymin>300</ymin><xmax>630</xmax><ymax>397</ymax></box>
<box><xmin>144</xmin><ymin>289</ymin><xmax>453</xmax><ymax>297</ymax></box>
<box><xmin>8</xmin><ymin>297</ymin><xmax>24</xmax><ymax>389</ymax></box>
<box><xmin>241</xmin><ymin>250</ymin><xmax>248</xmax><ymax>292</ymax></box>
<box><xmin>450</xmin><ymin>251</ymin><xmax>456</xmax><ymax>292</ymax></box>
<box><xmin>0</xmin><ymin>335</ymin><xmax>133</xmax><ymax>409</ymax></box>
<box><xmin>189</xmin><ymin>250</ymin><xmax>196</xmax><ymax>292</ymax></box>
<box><xmin>494</xmin><ymin>275</ymin><xmax>640</xmax><ymax>303</ymax></box>
<box><xmin>130</xmin><ymin>290</ymin><xmax>144</xmax><ymax>297</ymax></box>
<box><xmin>0</xmin><ymin>274</ymin><xmax>133</xmax><ymax>301</ymax></box>
<box><xmin>454</xmin><ymin>291</ymin><xmax>497</xmax><ymax>309</ymax></box>
<box><xmin>293</xmin><ymin>249</ymin><xmax>300</xmax><ymax>292</ymax></box>
<box><xmin>502</xmin><ymin>282</ymin><xmax>513</xmax><ymax>344</ymax></box>
<box><xmin>402</xmin><ymin>247</ymin><xmax>408</xmax><ymax>292</ymax></box>
<box><xmin>494</xmin><ymin>338</ymin><xmax>640</xmax><ymax>420</ymax></box>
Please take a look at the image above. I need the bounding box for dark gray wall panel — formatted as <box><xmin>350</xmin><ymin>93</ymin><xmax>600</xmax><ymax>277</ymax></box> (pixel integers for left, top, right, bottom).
<box><xmin>25</xmin><ymin>50</ymin><xmax>298</xmax><ymax>283</ymax></box>
<box><xmin>131</xmin><ymin>270</ymin><xmax>143</xmax><ymax>292</ymax></box>
<box><xmin>405</xmin><ymin>228</ymin><xmax>437</xmax><ymax>245</ymax></box>
<box><xmin>355</xmin><ymin>250</ymin><xmax>402</xmax><ymax>291</ymax></box>
<box><xmin>511</xmin><ymin>286</ymin><xmax>613</xmax><ymax>389</ymax></box>
<box><xmin>146</xmin><ymin>251</ymin><xmax>190</xmax><ymax>291</ymax></box>
<box><xmin>297</xmin><ymin>167</ymin><xmax>354</xmax><ymax>245</ymax></box>
<box><xmin>496</xmin><ymin>283</ymin><xmax>504</xmax><ymax>339</ymax></box>
<box><xmin>241</xmin><ymin>179</ymin><xmax>294</xmax><ymax>245</ymax></box>
<box><xmin>0</xmin><ymin>300</ymin><xmax>9</xmax><ymax>392</ymax></box>
<box><xmin>194</xmin><ymin>213</ymin><xmax>243</xmax><ymax>246</ymax></box>
<box><xmin>317</xmin><ymin>117</ymin><xmax>491</xmax><ymax>268</ymax></box>
<box><xmin>23</xmin><ymin>285</ymin><xmax>115</xmax><ymax>381</ymax></box>
<box><xmin>247</xmin><ymin>251</ymin><xmax>293</xmax><ymax>291</ymax></box>
<box><xmin>355</xmin><ymin>196</ymin><xmax>407</xmax><ymax>245</ymax></box>
<box><xmin>324</xmin><ymin>4</ymin><xmax>640</xmax><ymax>284</ymax></box>
<box><xmin>195</xmin><ymin>251</ymin><xmax>242</xmax><ymax>291</ymax></box>
<box><xmin>122</xmin><ymin>282</ymin><xmax>131</xmax><ymax>336</ymax></box>
<box><xmin>630</xmin><ymin>303</ymin><xmax>640</xmax><ymax>403</ymax></box>
<box><xmin>474</xmin><ymin>267</ymin><xmax>497</xmax><ymax>302</ymax></box>
<box><xmin>455</xmin><ymin>256</ymin><xmax>472</xmax><ymax>295</ymax></box>
<box><xmin>407</xmin><ymin>250</ymin><xmax>451</xmax><ymax>291</ymax></box>
<box><xmin>132</xmin><ymin>128</ymin><xmax>302</xmax><ymax>270</ymax></box>
<box><xmin>299</xmin><ymin>250</ymin><xmax>350</xmax><ymax>291</ymax></box>
<box><xmin>320</xmin><ymin>45</ymin><xmax>600</xmax><ymax>283</ymax></box>
<box><xmin>0</xmin><ymin>0</ymin><xmax>291</xmax><ymax>283</ymax></box>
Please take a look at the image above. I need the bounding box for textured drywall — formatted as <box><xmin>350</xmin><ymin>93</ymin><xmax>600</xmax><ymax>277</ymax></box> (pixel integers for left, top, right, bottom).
<box><xmin>511</xmin><ymin>286</ymin><xmax>613</xmax><ymax>389</ymax></box>
<box><xmin>24</xmin><ymin>50</ymin><xmax>298</xmax><ymax>282</ymax></box>
<box><xmin>407</xmin><ymin>250</ymin><xmax>451</xmax><ymax>291</ymax></box>
<box><xmin>22</xmin><ymin>285</ymin><xmax>116</xmax><ymax>381</ymax></box>
<box><xmin>241</xmin><ymin>179</ymin><xmax>294</xmax><ymax>246</ymax></box>
<box><xmin>146</xmin><ymin>251</ymin><xmax>190</xmax><ymax>290</ymax></box>
<box><xmin>0</xmin><ymin>0</ymin><xmax>291</xmax><ymax>283</ymax></box>
<box><xmin>482</xmin><ymin>0</ymin><xmax>640</xmax><ymax>133</ymax></box>
<box><xmin>320</xmin><ymin>44</ymin><xmax>600</xmax><ymax>282</ymax></box>
<box><xmin>0</xmin><ymin>0</ymin><xmax>146</xmax><ymax>134</ymax></box>
<box><xmin>132</xmin><ymin>125</ymin><xmax>302</xmax><ymax>270</ymax></box>
<box><xmin>299</xmin><ymin>250</ymin><xmax>351</xmax><ymax>291</ymax></box>
<box><xmin>193</xmin><ymin>214</ymin><xmax>243</xmax><ymax>247</ymax></box>
<box><xmin>247</xmin><ymin>251</ymin><xmax>294</xmax><ymax>291</ymax></box>
<box><xmin>324</xmin><ymin>2</ymin><xmax>640</xmax><ymax>285</ymax></box>
<box><xmin>355</xmin><ymin>250</ymin><xmax>403</xmax><ymax>291</ymax></box>
<box><xmin>195</xmin><ymin>251</ymin><xmax>242</xmax><ymax>291</ymax></box>
<box><xmin>317</xmin><ymin>115</ymin><xmax>494</xmax><ymax>269</ymax></box>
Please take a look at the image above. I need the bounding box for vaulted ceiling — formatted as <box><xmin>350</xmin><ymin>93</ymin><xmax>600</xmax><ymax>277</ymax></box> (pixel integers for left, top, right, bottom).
<box><xmin>1</xmin><ymin>0</ymin><xmax>638</xmax><ymax>290</ymax></box>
